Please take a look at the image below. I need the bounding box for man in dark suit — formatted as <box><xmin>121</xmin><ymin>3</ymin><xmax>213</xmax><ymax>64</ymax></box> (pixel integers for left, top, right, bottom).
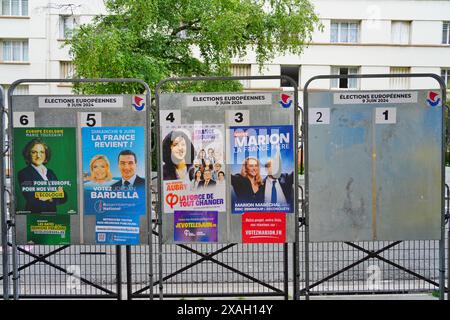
<box><xmin>262</xmin><ymin>160</ymin><xmax>293</xmax><ymax>210</ymax></box>
<box><xmin>18</xmin><ymin>139</ymin><xmax>67</xmax><ymax>214</ymax></box>
<box><xmin>197</xmin><ymin>168</ymin><xmax>216</xmax><ymax>189</ymax></box>
<box><xmin>111</xmin><ymin>150</ymin><xmax>145</xmax><ymax>189</ymax></box>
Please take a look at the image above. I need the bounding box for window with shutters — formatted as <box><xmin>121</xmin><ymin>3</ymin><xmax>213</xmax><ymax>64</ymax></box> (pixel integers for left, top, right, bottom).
<box><xmin>60</xmin><ymin>61</ymin><xmax>75</xmax><ymax>79</ymax></box>
<box><xmin>390</xmin><ymin>67</ymin><xmax>411</xmax><ymax>89</ymax></box>
<box><xmin>391</xmin><ymin>21</ymin><xmax>411</xmax><ymax>44</ymax></box>
<box><xmin>230</xmin><ymin>64</ymin><xmax>251</xmax><ymax>88</ymax></box>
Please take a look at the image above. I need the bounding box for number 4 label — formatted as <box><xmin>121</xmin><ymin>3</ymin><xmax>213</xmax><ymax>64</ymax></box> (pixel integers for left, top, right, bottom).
<box><xmin>160</xmin><ymin>110</ymin><xmax>181</xmax><ymax>126</ymax></box>
<box><xmin>13</xmin><ymin>112</ymin><xmax>35</xmax><ymax>127</ymax></box>
<box><xmin>309</xmin><ymin>108</ymin><xmax>330</xmax><ymax>125</ymax></box>
<box><xmin>375</xmin><ymin>108</ymin><xmax>396</xmax><ymax>124</ymax></box>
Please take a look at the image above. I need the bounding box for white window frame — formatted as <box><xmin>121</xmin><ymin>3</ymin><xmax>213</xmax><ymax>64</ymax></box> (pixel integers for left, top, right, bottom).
<box><xmin>60</xmin><ymin>15</ymin><xmax>78</xmax><ymax>39</ymax></box>
<box><xmin>390</xmin><ymin>67</ymin><xmax>411</xmax><ymax>89</ymax></box>
<box><xmin>331</xmin><ymin>21</ymin><xmax>359</xmax><ymax>43</ymax></box>
<box><xmin>230</xmin><ymin>64</ymin><xmax>251</xmax><ymax>88</ymax></box>
<box><xmin>391</xmin><ymin>21</ymin><xmax>411</xmax><ymax>45</ymax></box>
<box><xmin>443</xmin><ymin>22</ymin><xmax>450</xmax><ymax>45</ymax></box>
<box><xmin>0</xmin><ymin>0</ymin><xmax>28</xmax><ymax>16</ymax></box>
<box><xmin>330</xmin><ymin>66</ymin><xmax>359</xmax><ymax>89</ymax></box>
<box><xmin>60</xmin><ymin>61</ymin><xmax>75</xmax><ymax>79</ymax></box>
<box><xmin>1</xmin><ymin>39</ymin><xmax>29</xmax><ymax>62</ymax></box>
<box><xmin>442</xmin><ymin>68</ymin><xmax>450</xmax><ymax>88</ymax></box>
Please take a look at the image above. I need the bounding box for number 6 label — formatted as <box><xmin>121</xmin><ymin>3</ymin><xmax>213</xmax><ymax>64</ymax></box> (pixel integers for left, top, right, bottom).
<box><xmin>80</xmin><ymin>112</ymin><xmax>102</xmax><ymax>127</ymax></box>
<box><xmin>309</xmin><ymin>108</ymin><xmax>330</xmax><ymax>125</ymax></box>
<box><xmin>375</xmin><ymin>108</ymin><xmax>396</xmax><ymax>124</ymax></box>
<box><xmin>13</xmin><ymin>112</ymin><xmax>35</xmax><ymax>127</ymax></box>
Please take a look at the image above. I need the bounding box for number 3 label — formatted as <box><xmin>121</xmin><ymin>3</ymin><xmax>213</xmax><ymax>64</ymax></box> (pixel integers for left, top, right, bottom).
<box><xmin>226</xmin><ymin>110</ymin><xmax>249</xmax><ymax>126</ymax></box>
<box><xmin>309</xmin><ymin>108</ymin><xmax>330</xmax><ymax>125</ymax></box>
<box><xmin>375</xmin><ymin>108</ymin><xmax>396</xmax><ymax>124</ymax></box>
<box><xmin>13</xmin><ymin>112</ymin><xmax>35</xmax><ymax>127</ymax></box>
<box><xmin>80</xmin><ymin>112</ymin><xmax>102</xmax><ymax>127</ymax></box>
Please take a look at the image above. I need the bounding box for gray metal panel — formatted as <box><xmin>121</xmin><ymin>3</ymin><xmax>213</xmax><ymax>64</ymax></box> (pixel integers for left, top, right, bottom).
<box><xmin>375</xmin><ymin>94</ymin><xmax>442</xmax><ymax>240</ymax></box>
<box><xmin>308</xmin><ymin>90</ymin><xmax>442</xmax><ymax>242</ymax></box>
<box><xmin>11</xmin><ymin>95</ymin><xmax>149</xmax><ymax>245</ymax></box>
<box><xmin>159</xmin><ymin>92</ymin><xmax>296</xmax><ymax>243</ymax></box>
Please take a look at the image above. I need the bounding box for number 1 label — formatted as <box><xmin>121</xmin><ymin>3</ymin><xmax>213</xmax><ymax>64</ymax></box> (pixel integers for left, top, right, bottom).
<box><xmin>375</xmin><ymin>108</ymin><xmax>396</xmax><ymax>124</ymax></box>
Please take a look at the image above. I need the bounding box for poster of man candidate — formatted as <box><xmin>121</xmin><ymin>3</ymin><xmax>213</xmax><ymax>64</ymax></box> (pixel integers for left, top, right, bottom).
<box><xmin>161</xmin><ymin>124</ymin><xmax>226</xmax><ymax>213</ymax></box>
<box><xmin>229</xmin><ymin>125</ymin><xmax>294</xmax><ymax>214</ymax></box>
<box><xmin>82</xmin><ymin>126</ymin><xmax>145</xmax><ymax>244</ymax></box>
<box><xmin>13</xmin><ymin>128</ymin><xmax>78</xmax><ymax>215</ymax></box>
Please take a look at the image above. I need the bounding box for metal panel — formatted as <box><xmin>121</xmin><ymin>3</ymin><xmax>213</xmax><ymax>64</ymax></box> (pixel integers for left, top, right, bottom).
<box><xmin>308</xmin><ymin>90</ymin><xmax>442</xmax><ymax>242</ymax></box>
<box><xmin>10</xmin><ymin>95</ymin><xmax>150</xmax><ymax>245</ymax></box>
<box><xmin>158</xmin><ymin>91</ymin><xmax>297</xmax><ymax>244</ymax></box>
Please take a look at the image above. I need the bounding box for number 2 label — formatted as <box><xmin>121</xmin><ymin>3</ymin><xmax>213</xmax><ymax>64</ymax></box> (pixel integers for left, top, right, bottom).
<box><xmin>309</xmin><ymin>108</ymin><xmax>330</xmax><ymax>125</ymax></box>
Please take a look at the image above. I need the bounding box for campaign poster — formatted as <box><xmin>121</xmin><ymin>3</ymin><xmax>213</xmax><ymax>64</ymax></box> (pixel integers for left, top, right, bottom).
<box><xmin>95</xmin><ymin>214</ymin><xmax>140</xmax><ymax>245</ymax></box>
<box><xmin>161</xmin><ymin>124</ymin><xmax>226</xmax><ymax>213</ymax></box>
<box><xmin>174</xmin><ymin>211</ymin><xmax>218</xmax><ymax>243</ymax></box>
<box><xmin>26</xmin><ymin>214</ymin><xmax>71</xmax><ymax>245</ymax></box>
<box><xmin>81</xmin><ymin>126</ymin><xmax>146</xmax><ymax>216</ymax></box>
<box><xmin>242</xmin><ymin>212</ymin><xmax>286</xmax><ymax>243</ymax></box>
<box><xmin>13</xmin><ymin>128</ymin><xmax>78</xmax><ymax>215</ymax></box>
<box><xmin>229</xmin><ymin>125</ymin><xmax>294</xmax><ymax>214</ymax></box>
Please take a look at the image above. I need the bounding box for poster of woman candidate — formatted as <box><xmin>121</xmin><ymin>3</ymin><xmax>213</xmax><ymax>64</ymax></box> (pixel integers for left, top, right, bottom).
<box><xmin>13</xmin><ymin>128</ymin><xmax>78</xmax><ymax>215</ymax></box>
<box><xmin>82</xmin><ymin>126</ymin><xmax>145</xmax><ymax>244</ymax></box>
<box><xmin>161</xmin><ymin>124</ymin><xmax>226</xmax><ymax>213</ymax></box>
<box><xmin>229</xmin><ymin>125</ymin><xmax>294</xmax><ymax>214</ymax></box>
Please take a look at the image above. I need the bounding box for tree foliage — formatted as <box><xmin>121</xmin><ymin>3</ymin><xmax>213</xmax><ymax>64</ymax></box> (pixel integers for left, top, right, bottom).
<box><xmin>67</xmin><ymin>0</ymin><xmax>321</xmax><ymax>94</ymax></box>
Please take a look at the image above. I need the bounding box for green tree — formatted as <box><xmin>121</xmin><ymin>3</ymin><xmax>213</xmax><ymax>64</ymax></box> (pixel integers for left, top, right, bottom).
<box><xmin>67</xmin><ymin>0</ymin><xmax>321</xmax><ymax>94</ymax></box>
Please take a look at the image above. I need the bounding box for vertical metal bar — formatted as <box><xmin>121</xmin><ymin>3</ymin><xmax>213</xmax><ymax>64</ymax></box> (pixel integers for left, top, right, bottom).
<box><xmin>283</xmin><ymin>243</ymin><xmax>289</xmax><ymax>300</ymax></box>
<box><xmin>0</xmin><ymin>85</ymin><xmax>9</xmax><ymax>300</ymax></box>
<box><xmin>303</xmin><ymin>79</ymin><xmax>310</xmax><ymax>301</ymax></box>
<box><xmin>126</xmin><ymin>245</ymin><xmax>132</xmax><ymax>300</ymax></box>
<box><xmin>6</xmin><ymin>90</ymin><xmax>19</xmax><ymax>300</ymax></box>
<box><xmin>293</xmin><ymin>241</ymin><xmax>298</xmax><ymax>300</ymax></box>
<box><xmin>440</xmin><ymin>85</ymin><xmax>448</xmax><ymax>301</ymax></box>
<box><xmin>116</xmin><ymin>245</ymin><xmax>122</xmax><ymax>300</ymax></box>
<box><xmin>154</xmin><ymin>88</ymin><xmax>164</xmax><ymax>300</ymax></box>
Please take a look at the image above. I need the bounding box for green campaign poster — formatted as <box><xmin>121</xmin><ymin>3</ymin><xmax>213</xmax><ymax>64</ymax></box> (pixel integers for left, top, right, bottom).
<box><xmin>26</xmin><ymin>214</ymin><xmax>71</xmax><ymax>245</ymax></box>
<box><xmin>13</xmin><ymin>128</ymin><xmax>78</xmax><ymax>215</ymax></box>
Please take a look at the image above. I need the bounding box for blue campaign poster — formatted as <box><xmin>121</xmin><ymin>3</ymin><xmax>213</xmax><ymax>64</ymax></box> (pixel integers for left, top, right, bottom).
<box><xmin>95</xmin><ymin>214</ymin><xmax>140</xmax><ymax>245</ymax></box>
<box><xmin>81</xmin><ymin>126</ymin><xmax>146</xmax><ymax>216</ymax></box>
<box><xmin>229</xmin><ymin>125</ymin><xmax>294</xmax><ymax>214</ymax></box>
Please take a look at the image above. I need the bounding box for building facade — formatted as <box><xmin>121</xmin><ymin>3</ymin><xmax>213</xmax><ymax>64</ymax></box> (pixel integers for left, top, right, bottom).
<box><xmin>0</xmin><ymin>0</ymin><xmax>449</xmax><ymax>97</ymax></box>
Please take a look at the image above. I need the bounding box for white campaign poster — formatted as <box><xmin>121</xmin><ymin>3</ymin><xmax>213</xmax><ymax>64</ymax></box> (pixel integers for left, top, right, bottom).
<box><xmin>161</xmin><ymin>124</ymin><xmax>226</xmax><ymax>213</ymax></box>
